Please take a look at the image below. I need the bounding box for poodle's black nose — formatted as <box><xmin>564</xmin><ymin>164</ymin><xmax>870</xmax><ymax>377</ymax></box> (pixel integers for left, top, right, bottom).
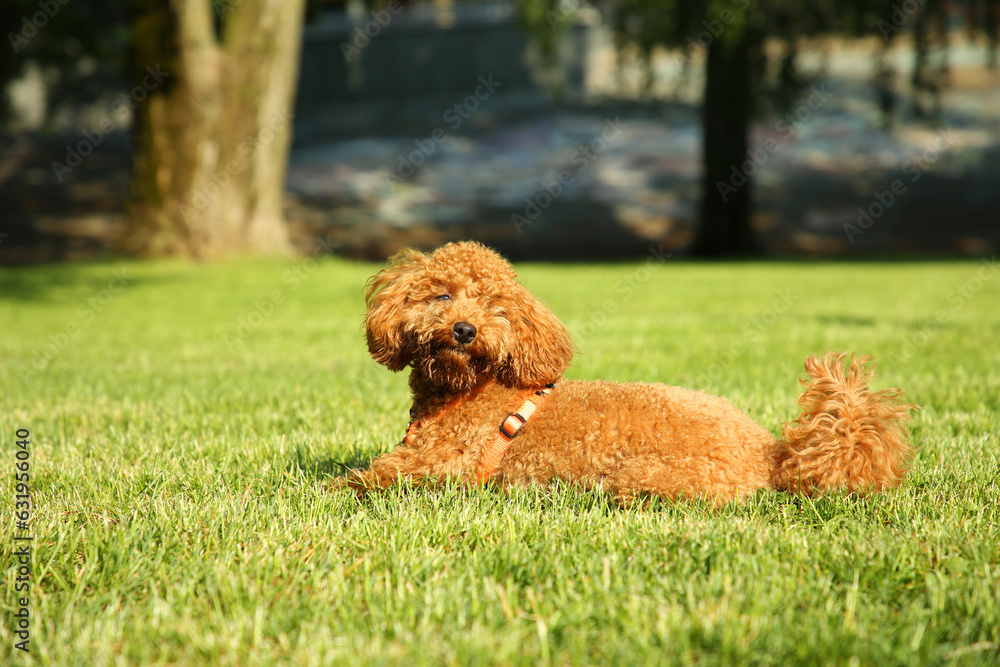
<box><xmin>453</xmin><ymin>322</ymin><xmax>477</xmax><ymax>345</ymax></box>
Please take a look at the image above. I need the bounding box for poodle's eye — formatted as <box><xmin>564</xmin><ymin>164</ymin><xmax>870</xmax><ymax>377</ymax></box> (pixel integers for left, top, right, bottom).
<box><xmin>434</xmin><ymin>294</ymin><xmax>451</xmax><ymax>301</ymax></box>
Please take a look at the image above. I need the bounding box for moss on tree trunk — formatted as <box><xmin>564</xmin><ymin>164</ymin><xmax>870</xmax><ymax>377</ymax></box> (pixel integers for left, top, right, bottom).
<box><xmin>123</xmin><ymin>0</ymin><xmax>305</xmax><ymax>259</ymax></box>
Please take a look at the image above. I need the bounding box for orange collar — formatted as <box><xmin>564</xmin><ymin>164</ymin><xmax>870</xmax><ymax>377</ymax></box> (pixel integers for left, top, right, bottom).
<box><xmin>401</xmin><ymin>382</ymin><xmax>555</xmax><ymax>483</ymax></box>
<box><xmin>476</xmin><ymin>384</ymin><xmax>553</xmax><ymax>483</ymax></box>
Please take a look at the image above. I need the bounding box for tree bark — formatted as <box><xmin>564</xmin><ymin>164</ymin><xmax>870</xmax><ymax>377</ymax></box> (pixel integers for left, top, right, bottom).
<box><xmin>692</xmin><ymin>31</ymin><xmax>760</xmax><ymax>257</ymax></box>
<box><xmin>122</xmin><ymin>0</ymin><xmax>305</xmax><ymax>258</ymax></box>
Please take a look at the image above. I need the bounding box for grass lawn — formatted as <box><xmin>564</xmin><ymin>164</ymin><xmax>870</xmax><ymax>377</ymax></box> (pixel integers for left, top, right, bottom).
<box><xmin>1</xmin><ymin>254</ymin><xmax>998</xmax><ymax>666</ymax></box>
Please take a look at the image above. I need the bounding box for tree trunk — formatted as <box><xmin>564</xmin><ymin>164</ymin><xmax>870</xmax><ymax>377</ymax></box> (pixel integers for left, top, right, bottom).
<box><xmin>692</xmin><ymin>31</ymin><xmax>759</xmax><ymax>257</ymax></box>
<box><xmin>122</xmin><ymin>0</ymin><xmax>305</xmax><ymax>258</ymax></box>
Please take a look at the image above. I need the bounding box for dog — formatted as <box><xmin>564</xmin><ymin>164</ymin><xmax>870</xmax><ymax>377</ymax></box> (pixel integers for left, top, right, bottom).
<box><xmin>335</xmin><ymin>241</ymin><xmax>916</xmax><ymax>505</ymax></box>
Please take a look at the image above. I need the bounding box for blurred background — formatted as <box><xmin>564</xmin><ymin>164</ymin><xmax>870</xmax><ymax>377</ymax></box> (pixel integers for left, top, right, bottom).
<box><xmin>1</xmin><ymin>0</ymin><xmax>998</xmax><ymax>264</ymax></box>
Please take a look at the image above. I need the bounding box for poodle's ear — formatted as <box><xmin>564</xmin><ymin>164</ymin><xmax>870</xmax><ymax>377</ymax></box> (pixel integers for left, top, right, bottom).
<box><xmin>365</xmin><ymin>248</ymin><xmax>426</xmax><ymax>371</ymax></box>
<box><xmin>496</xmin><ymin>284</ymin><xmax>575</xmax><ymax>388</ymax></box>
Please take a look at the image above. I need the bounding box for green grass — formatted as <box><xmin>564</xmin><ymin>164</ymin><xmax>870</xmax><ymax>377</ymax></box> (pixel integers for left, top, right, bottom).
<box><xmin>1</xmin><ymin>255</ymin><xmax>998</xmax><ymax>666</ymax></box>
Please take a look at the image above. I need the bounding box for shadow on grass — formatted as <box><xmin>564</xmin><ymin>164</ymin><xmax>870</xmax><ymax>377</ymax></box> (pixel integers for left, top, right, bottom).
<box><xmin>287</xmin><ymin>447</ymin><xmax>911</xmax><ymax>522</ymax></box>
<box><xmin>289</xmin><ymin>448</ymin><xmax>372</xmax><ymax>482</ymax></box>
<box><xmin>0</xmin><ymin>260</ymin><xmax>173</xmax><ymax>303</ymax></box>
<box><xmin>813</xmin><ymin>314</ymin><xmax>877</xmax><ymax>327</ymax></box>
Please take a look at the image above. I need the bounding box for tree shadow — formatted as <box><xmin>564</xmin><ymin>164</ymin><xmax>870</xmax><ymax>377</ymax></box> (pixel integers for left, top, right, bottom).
<box><xmin>289</xmin><ymin>447</ymin><xmax>372</xmax><ymax>482</ymax></box>
<box><xmin>0</xmin><ymin>261</ymin><xmax>162</xmax><ymax>302</ymax></box>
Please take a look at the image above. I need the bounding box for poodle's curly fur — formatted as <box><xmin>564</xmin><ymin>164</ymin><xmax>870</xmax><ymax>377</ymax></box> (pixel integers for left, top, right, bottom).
<box><xmin>338</xmin><ymin>241</ymin><xmax>916</xmax><ymax>504</ymax></box>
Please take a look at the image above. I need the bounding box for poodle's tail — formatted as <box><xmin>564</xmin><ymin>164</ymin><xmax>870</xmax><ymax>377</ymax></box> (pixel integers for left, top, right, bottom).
<box><xmin>771</xmin><ymin>352</ymin><xmax>917</xmax><ymax>496</ymax></box>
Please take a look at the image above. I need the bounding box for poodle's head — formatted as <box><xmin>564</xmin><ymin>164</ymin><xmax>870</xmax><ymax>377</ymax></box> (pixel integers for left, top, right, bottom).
<box><xmin>365</xmin><ymin>241</ymin><xmax>574</xmax><ymax>390</ymax></box>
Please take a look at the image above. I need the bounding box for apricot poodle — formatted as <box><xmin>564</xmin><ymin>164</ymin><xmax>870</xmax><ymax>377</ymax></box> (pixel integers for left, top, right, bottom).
<box><xmin>337</xmin><ymin>241</ymin><xmax>915</xmax><ymax>504</ymax></box>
